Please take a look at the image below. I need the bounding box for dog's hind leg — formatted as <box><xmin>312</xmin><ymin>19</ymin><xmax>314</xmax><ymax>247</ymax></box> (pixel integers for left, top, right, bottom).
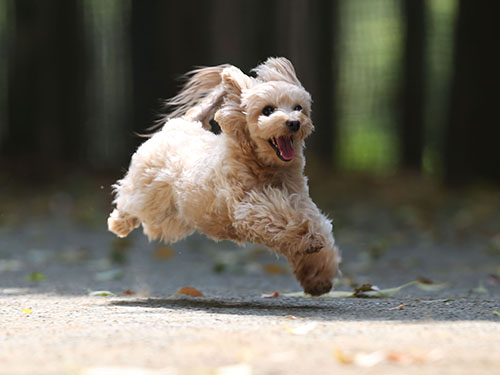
<box><xmin>108</xmin><ymin>209</ymin><xmax>140</xmax><ymax>238</ymax></box>
<box><xmin>142</xmin><ymin>217</ymin><xmax>194</xmax><ymax>243</ymax></box>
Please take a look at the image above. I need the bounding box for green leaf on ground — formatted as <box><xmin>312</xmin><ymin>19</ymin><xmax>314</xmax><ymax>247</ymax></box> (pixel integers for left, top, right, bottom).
<box><xmin>88</xmin><ymin>290</ymin><xmax>116</xmax><ymax>297</ymax></box>
<box><xmin>26</xmin><ymin>272</ymin><xmax>46</xmax><ymax>282</ymax></box>
<box><xmin>282</xmin><ymin>279</ymin><xmax>451</xmax><ymax>299</ymax></box>
<box><xmin>469</xmin><ymin>281</ymin><xmax>488</xmax><ymax>295</ymax></box>
<box><xmin>354</xmin><ymin>282</ymin><xmax>418</xmax><ymax>298</ymax></box>
<box><xmin>415</xmin><ymin>277</ymin><xmax>452</xmax><ymax>291</ymax></box>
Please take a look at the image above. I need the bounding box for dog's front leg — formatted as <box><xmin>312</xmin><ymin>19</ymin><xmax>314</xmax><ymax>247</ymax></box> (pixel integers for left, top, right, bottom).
<box><xmin>232</xmin><ymin>189</ymin><xmax>330</xmax><ymax>254</ymax></box>
<box><xmin>232</xmin><ymin>188</ymin><xmax>340</xmax><ymax>295</ymax></box>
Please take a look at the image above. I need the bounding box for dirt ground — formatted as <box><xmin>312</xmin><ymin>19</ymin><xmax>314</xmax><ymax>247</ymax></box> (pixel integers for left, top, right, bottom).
<box><xmin>1</xmin><ymin>173</ymin><xmax>500</xmax><ymax>374</ymax></box>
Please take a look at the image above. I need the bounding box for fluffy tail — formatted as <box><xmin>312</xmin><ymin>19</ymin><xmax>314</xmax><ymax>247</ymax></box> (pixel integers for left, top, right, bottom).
<box><xmin>158</xmin><ymin>65</ymin><xmax>230</xmax><ymax>130</ymax></box>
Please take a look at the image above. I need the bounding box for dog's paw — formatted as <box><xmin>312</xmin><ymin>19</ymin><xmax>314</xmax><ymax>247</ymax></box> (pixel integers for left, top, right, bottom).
<box><xmin>291</xmin><ymin>246</ymin><xmax>339</xmax><ymax>296</ymax></box>
<box><xmin>108</xmin><ymin>209</ymin><xmax>139</xmax><ymax>238</ymax></box>
<box><xmin>303</xmin><ymin>278</ymin><xmax>333</xmax><ymax>296</ymax></box>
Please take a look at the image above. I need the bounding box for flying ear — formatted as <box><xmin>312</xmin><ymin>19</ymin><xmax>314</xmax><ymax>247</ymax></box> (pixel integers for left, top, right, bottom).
<box><xmin>252</xmin><ymin>57</ymin><xmax>302</xmax><ymax>87</ymax></box>
<box><xmin>221</xmin><ymin>66</ymin><xmax>253</xmax><ymax>94</ymax></box>
<box><xmin>214</xmin><ymin>66</ymin><xmax>253</xmax><ymax>140</ymax></box>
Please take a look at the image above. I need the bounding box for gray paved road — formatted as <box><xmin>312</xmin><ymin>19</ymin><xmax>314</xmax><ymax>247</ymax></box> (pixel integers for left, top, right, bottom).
<box><xmin>1</xmin><ymin>177</ymin><xmax>500</xmax><ymax>374</ymax></box>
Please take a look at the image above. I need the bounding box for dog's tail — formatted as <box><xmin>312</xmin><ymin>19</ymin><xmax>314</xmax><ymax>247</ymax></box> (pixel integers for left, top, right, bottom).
<box><xmin>153</xmin><ymin>65</ymin><xmax>230</xmax><ymax>132</ymax></box>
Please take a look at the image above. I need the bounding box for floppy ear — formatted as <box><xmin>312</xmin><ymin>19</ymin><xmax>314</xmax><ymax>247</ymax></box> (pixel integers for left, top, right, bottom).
<box><xmin>214</xmin><ymin>66</ymin><xmax>253</xmax><ymax>139</ymax></box>
<box><xmin>221</xmin><ymin>66</ymin><xmax>253</xmax><ymax>94</ymax></box>
<box><xmin>252</xmin><ymin>57</ymin><xmax>302</xmax><ymax>87</ymax></box>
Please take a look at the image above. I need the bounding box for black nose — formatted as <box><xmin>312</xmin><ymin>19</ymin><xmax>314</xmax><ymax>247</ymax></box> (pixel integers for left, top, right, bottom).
<box><xmin>286</xmin><ymin>120</ymin><xmax>300</xmax><ymax>132</ymax></box>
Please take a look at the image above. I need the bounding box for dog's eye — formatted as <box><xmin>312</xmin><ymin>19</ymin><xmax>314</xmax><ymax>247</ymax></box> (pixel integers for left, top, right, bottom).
<box><xmin>262</xmin><ymin>106</ymin><xmax>275</xmax><ymax>116</ymax></box>
<box><xmin>294</xmin><ymin>105</ymin><xmax>303</xmax><ymax>112</ymax></box>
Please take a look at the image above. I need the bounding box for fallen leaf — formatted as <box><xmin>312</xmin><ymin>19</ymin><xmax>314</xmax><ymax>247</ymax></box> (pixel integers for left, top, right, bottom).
<box><xmin>493</xmin><ymin>310</ymin><xmax>500</xmax><ymax>316</ymax></box>
<box><xmin>415</xmin><ymin>279</ymin><xmax>451</xmax><ymax>291</ymax></box>
<box><xmin>26</xmin><ymin>272</ymin><xmax>46</xmax><ymax>282</ymax></box>
<box><xmin>322</xmin><ymin>290</ymin><xmax>358</xmax><ymax>298</ymax></box>
<box><xmin>282</xmin><ymin>290</ymin><xmax>354</xmax><ymax>298</ymax></box>
<box><xmin>416</xmin><ymin>276</ymin><xmax>434</xmax><ymax>284</ymax></box>
<box><xmin>470</xmin><ymin>281</ymin><xmax>488</xmax><ymax>295</ymax></box>
<box><xmin>22</xmin><ymin>308</ymin><xmax>33</xmax><ymax>314</ymax></box>
<box><xmin>122</xmin><ymin>289</ymin><xmax>135</xmax><ymax>295</ymax></box>
<box><xmin>0</xmin><ymin>259</ymin><xmax>23</xmax><ymax>272</ymax></box>
<box><xmin>261</xmin><ymin>291</ymin><xmax>280</xmax><ymax>298</ymax></box>
<box><xmin>354</xmin><ymin>284</ymin><xmax>379</xmax><ymax>297</ymax></box>
<box><xmin>334</xmin><ymin>349</ymin><xmax>441</xmax><ymax>367</ymax></box>
<box><xmin>487</xmin><ymin>274</ymin><xmax>500</xmax><ymax>286</ymax></box>
<box><xmin>333</xmin><ymin>348</ymin><xmax>353</xmax><ymax>364</ymax></box>
<box><xmin>175</xmin><ymin>286</ymin><xmax>203</xmax><ymax>297</ymax></box>
<box><xmin>385</xmin><ymin>352</ymin><xmax>416</xmax><ymax>365</ymax></box>
<box><xmin>88</xmin><ymin>290</ymin><xmax>116</xmax><ymax>297</ymax></box>
<box><xmin>213</xmin><ymin>263</ymin><xmax>226</xmax><ymax>273</ymax></box>
<box><xmin>389</xmin><ymin>303</ymin><xmax>406</xmax><ymax>310</ymax></box>
<box><xmin>354</xmin><ymin>282</ymin><xmax>417</xmax><ymax>298</ymax></box>
<box><xmin>283</xmin><ymin>280</ymin><xmax>446</xmax><ymax>299</ymax></box>
<box><xmin>284</xmin><ymin>322</ymin><xmax>317</xmax><ymax>335</ymax></box>
<box><xmin>284</xmin><ymin>314</ymin><xmax>299</xmax><ymax>320</ymax></box>
<box><xmin>263</xmin><ymin>263</ymin><xmax>287</xmax><ymax>275</ymax></box>
<box><xmin>154</xmin><ymin>245</ymin><xmax>175</xmax><ymax>260</ymax></box>
<box><xmin>416</xmin><ymin>298</ymin><xmax>455</xmax><ymax>303</ymax></box>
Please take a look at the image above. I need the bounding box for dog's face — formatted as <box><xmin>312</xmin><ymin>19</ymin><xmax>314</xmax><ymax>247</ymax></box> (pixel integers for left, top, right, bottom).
<box><xmin>242</xmin><ymin>81</ymin><xmax>313</xmax><ymax>165</ymax></box>
<box><xmin>215</xmin><ymin>58</ymin><xmax>314</xmax><ymax>166</ymax></box>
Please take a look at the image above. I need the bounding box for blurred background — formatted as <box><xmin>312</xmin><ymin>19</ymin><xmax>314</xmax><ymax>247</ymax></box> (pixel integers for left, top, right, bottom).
<box><xmin>1</xmin><ymin>0</ymin><xmax>499</xmax><ymax>185</ymax></box>
<box><xmin>1</xmin><ymin>0</ymin><xmax>500</xmax><ymax>285</ymax></box>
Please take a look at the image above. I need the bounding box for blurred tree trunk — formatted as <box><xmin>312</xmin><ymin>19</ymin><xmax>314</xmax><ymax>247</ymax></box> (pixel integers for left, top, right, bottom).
<box><xmin>130</xmin><ymin>0</ymin><xmax>211</xmax><ymax>147</ymax></box>
<box><xmin>444</xmin><ymin>1</ymin><xmax>500</xmax><ymax>185</ymax></box>
<box><xmin>5</xmin><ymin>0</ymin><xmax>86</xmax><ymax>170</ymax></box>
<box><xmin>399</xmin><ymin>0</ymin><xmax>426</xmax><ymax>171</ymax></box>
<box><xmin>307</xmin><ymin>0</ymin><xmax>339</xmax><ymax>168</ymax></box>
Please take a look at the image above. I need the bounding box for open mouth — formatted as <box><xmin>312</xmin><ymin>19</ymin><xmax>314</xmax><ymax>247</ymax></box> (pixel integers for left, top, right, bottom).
<box><xmin>268</xmin><ymin>136</ymin><xmax>294</xmax><ymax>162</ymax></box>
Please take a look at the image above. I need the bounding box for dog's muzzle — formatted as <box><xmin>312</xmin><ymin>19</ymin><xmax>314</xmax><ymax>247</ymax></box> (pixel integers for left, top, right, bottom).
<box><xmin>286</xmin><ymin>120</ymin><xmax>300</xmax><ymax>132</ymax></box>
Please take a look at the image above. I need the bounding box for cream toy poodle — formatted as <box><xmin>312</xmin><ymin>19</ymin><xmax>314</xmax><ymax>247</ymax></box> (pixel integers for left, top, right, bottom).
<box><xmin>108</xmin><ymin>57</ymin><xmax>340</xmax><ymax>295</ymax></box>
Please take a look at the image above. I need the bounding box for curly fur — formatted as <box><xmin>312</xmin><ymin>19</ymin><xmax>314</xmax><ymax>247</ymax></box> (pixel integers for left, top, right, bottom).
<box><xmin>108</xmin><ymin>57</ymin><xmax>340</xmax><ymax>295</ymax></box>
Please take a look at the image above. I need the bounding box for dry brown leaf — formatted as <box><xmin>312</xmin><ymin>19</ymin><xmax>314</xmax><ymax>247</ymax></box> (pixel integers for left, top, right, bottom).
<box><xmin>487</xmin><ymin>274</ymin><xmax>500</xmax><ymax>286</ymax></box>
<box><xmin>333</xmin><ymin>348</ymin><xmax>353</xmax><ymax>364</ymax></box>
<box><xmin>261</xmin><ymin>291</ymin><xmax>280</xmax><ymax>298</ymax></box>
<box><xmin>154</xmin><ymin>245</ymin><xmax>175</xmax><ymax>260</ymax></box>
<box><xmin>122</xmin><ymin>289</ymin><xmax>135</xmax><ymax>295</ymax></box>
<box><xmin>263</xmin><ymin>263</ymin><xmax>287</xmax><ymax>275</ymax></box>
<box><xmin>284</xmin><ymin>314</ymin><xmax>299</xmax><ymax>320</ymax></box>
<box><xmin>416</xmin><ymin>275</ymin><xmax>434</xmax><ymax>284</ymax></box>
<box><xmin>175</xmin><ymin>286</ymin><xmax>203</xmax><ymax>297</ymax></box>
<box><xmin>354</xmin><ymin>283</ymin><xmax>377</xmax><ymax>294</ymax></box>
<box><xmin>389</xmin><ymin>303</ymin><xmax>406</xmax><ymax>310</ymax></box>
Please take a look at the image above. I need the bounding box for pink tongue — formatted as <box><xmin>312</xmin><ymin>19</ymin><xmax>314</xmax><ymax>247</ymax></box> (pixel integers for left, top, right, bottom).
<box><xmin>277</xmin><ymin>136</ymin><xmax>294</xmax><ymax>160</ymax></box>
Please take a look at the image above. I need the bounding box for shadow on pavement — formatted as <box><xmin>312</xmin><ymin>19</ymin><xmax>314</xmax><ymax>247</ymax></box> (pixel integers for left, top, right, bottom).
<box><xmin>110</xmin><ymin>296</ymin><xmax>500</xmax><ymax>322</ymax></box>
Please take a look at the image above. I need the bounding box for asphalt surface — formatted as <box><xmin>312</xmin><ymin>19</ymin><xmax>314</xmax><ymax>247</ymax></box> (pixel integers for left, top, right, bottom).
<box><xmin>1</xmin><ymin>175</ymin><xmax>500</xmax><ymax>374</ymax></box>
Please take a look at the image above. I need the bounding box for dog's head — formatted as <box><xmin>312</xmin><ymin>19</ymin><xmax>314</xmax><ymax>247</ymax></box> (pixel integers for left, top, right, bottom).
<box><xmin>215</xmin><ymin>58</ymin><xmax>314</xmax><ymax>166</ymax></box>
